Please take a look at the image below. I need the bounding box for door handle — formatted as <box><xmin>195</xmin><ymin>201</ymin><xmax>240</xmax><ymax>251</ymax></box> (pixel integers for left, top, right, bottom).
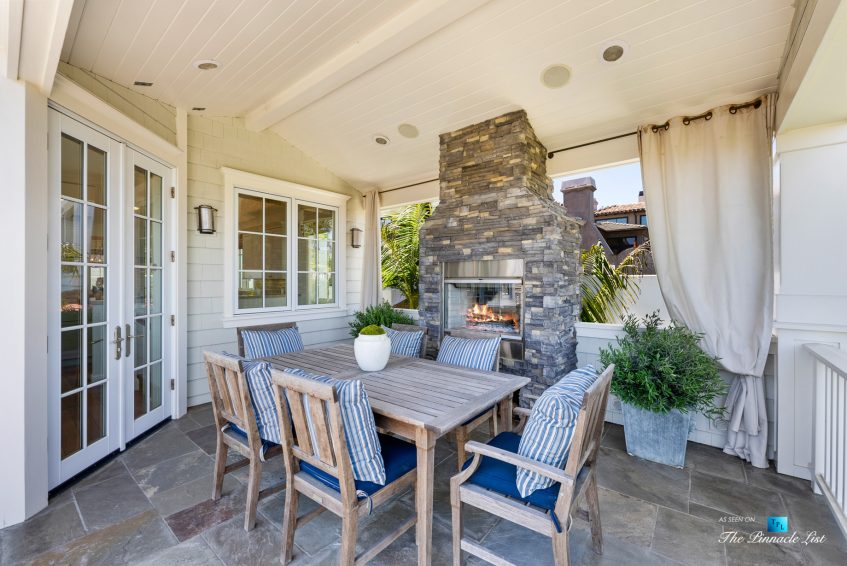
<box><xmin>125</xmin><ymin>323</ymin><xmax>135</xmax><ymax>358</ymax></box>
<box><xmin>113</xmin><ymin>325</ymin><xmax>122</xmax><ymax>360</ymax></box>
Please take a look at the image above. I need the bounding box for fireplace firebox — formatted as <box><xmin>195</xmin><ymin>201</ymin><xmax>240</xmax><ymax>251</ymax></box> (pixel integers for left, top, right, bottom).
<box><xmin>442</xmin><ymin>259</ymin><xmax>524</xmax><ymax>361</ymax></box>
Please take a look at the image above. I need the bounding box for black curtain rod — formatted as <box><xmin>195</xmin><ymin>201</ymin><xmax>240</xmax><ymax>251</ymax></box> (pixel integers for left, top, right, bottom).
<box><xmin>366</xmin><ymin>177</ymin><xmax>439</xmax><ymax>198</ymax></box>
<box><xmin>546</xmin><ymin>131</ymin><xmax>637</xmax><ymax>159</ymax></box>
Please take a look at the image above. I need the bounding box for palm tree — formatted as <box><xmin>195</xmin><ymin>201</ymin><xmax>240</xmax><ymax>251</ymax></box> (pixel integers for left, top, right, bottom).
<box><xmin>580</xmin><ymin>242</ymin><xmax>650</xmax><ymax>323</ymax></box>
<box><xmin>380</xmin><ymin>202</ymin><xmax>434</xmax><ymax>309</ymax></box>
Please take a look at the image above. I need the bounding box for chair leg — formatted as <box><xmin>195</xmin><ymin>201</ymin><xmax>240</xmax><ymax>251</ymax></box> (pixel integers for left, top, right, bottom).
<box><xmin>455</xmin><ymin>426</ymin><xmax>468</xmax><ymax>471</ymax></box>
<box><xmin>451</xmin><ymin>487</ymin><xmax>463</xmax><ymax>566</ymax></box>
<box><xmin>244</xmin><ymin>458</ymin><xmax>262</xmax><ymax>531</ymax></box>
<box><xmin>280</xmin><ymin>483</ymin><xmax>298</xmax><ymax>564</ymax></box>
<box><xmin>585</xmin><ymin>473</ymin><xmax>603</xmax><ymax>555</ymax></box>
<box><xmin>339</xmin><ymin>509</ymin><xmax>359</xmax><ymax>566</ymax></box>
<box><xmin>551</xmin><ymin>528</ymin><xmax>570</xmax><ymax>566</ymax></box>
<box><xmin>212</xmin><ymin>436</ymin><xmax>228</xmax><ymax>500</ymax></box>
<box><xmin>490</xmin><ymin>407</ymin><xmax>499</xmax><ymax>437</ymax></box>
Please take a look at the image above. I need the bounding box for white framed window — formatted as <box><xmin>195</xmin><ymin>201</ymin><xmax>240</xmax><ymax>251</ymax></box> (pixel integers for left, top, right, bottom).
<box><xmin>222</xmin><ymin>168</ymin><xmax>350</xmax><ymax>326</ymax></box>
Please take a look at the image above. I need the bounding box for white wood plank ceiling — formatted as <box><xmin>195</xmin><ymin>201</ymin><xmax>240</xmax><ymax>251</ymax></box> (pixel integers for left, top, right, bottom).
<box><xmin>61</xmin><ymin>0</ymin><xmax>795</xmax><ymax>190</ymax></box>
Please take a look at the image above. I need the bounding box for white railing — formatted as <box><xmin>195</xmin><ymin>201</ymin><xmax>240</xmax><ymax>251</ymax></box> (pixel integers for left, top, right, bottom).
<box><xmin>807</xmin><ymin>343</ymin><xmax>847</xmax><ymax>540</ymax></box>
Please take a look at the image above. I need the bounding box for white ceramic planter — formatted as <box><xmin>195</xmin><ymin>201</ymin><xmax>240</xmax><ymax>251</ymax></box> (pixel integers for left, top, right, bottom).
<box><xmin>353</xmin><ymin>333</ymin><xmax>391</xmax><ymax>371</ymax></box>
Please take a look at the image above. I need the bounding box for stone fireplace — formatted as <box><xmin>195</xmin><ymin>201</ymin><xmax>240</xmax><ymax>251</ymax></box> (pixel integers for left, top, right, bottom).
<box><xmin>419</xmin><ymin>110</ymin><xmax>582</xmax><ymax>399</ymax></box>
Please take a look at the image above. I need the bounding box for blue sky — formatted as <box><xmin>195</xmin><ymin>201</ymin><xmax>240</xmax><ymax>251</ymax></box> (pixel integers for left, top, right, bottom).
<box><xmin>554</xmin><ymin>161</ymin><xmax>643</xmax><ymax>209</ymax></box>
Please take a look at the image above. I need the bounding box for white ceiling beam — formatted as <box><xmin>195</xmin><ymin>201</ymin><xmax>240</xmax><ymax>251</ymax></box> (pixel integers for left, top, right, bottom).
<box><xmin>1</xmin><ymin>0</ymin><xmax>23</xmax><ymax>79</ymax></box>
<box><xmin>16</xmin><ymin>0</ymin><xmax>73</xmax><ymax>93</ymax></box>
<box><xmin>245</xmin><ymin>0</ymin><xmax>491</xmax><ymax>132</ymax></box>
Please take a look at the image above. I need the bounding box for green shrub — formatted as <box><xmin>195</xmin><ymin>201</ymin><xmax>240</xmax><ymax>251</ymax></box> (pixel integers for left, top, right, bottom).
<box><xmin>349</xmin><ymin>302</ymin><xmax>414</xmax><ymax>337</ymax></box>
<box><xmin>599</xmin><ymin>312</ymin><xmax>726</xmax><ymax>419</ymax></box>
<box><xmin>359</xmin><ymin>324</ymin><xmax>386</xmax><ymax>336</ymax></box>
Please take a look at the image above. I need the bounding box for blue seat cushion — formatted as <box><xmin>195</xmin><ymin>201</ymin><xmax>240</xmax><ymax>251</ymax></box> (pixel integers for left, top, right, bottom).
<box><xmin>227</xmin><ymin>424</ymin><xmax>279</xmax><ymax>460</ymax></box>
<box><xmin>464</xmin><ymin>432</ymin><xmax>562</xmax><ymax>510</ymax></box>
<box><xmin>300</xmin><ymin>433</ymin><xmax>417</xmax><ymax>497</ymax></box>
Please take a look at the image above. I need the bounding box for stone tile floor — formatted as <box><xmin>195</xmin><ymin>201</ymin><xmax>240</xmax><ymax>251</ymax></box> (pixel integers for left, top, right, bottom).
<box><xmin>2</xmin><ymin>405</ymin><xmax>845</xmax><ymax>565</ymax></box>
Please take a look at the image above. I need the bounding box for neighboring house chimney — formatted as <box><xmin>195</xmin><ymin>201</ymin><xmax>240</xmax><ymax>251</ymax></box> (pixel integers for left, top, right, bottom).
<box><xmin>638</xmin><ymin>189</ymin><xmax>645</xmax><ymax>203</ymax></box>
<box><xmin>561</xmin><ymin>177</ymin><xmax>613</xmax><ymax>255</ymax></box>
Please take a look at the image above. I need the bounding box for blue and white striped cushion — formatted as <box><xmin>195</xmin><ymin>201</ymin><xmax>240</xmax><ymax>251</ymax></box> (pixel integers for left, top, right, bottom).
<box><xmin>282</xmin><ymin>368</ymin><xmax>386</xmax><ymax>485</ymax></box>
<box><xmin>382</xmin><ymin>325</ymin><xmax>424</xmax><ymax>358</ymax></box>
<box><xmin>515</xmin><ymin>365</ymin><xmax>600</xmax><ymax>498</ymax></box>
<box><xmin>436</xmin><ymin>335</ymin><xmax>501</xmax><ymax>371</ymax></box>
<box><xmin>220</xmin><ymin>352</ymin><xmax>280</xmax><ymax>445</ymax></box>
<box><xmin>241</xmin><ymin>327</ymin><xmax>304</xmax><ymax>359</ymax></box>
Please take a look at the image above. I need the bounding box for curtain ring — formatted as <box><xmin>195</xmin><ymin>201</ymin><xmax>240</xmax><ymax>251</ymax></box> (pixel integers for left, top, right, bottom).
<box><xmin>729</xmin><ymin>107</ymin><xmax>738</xmax><ymax>114</ymax></box>
<box><xmin>682</xmin><ymin>117</ymin><xmax>691</xmax><ymax>125</ymax></box>
<box><xmin>705</xmin><ymin>111</ymin><xmax>713</xmax><ymax>121</ymax></box>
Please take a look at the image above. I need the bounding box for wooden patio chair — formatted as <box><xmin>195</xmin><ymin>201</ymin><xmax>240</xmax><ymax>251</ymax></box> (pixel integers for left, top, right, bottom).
<box><xmin>450</xmin><ymin>365</ymin><xmax>615</xmax><ymax>566</ymax></box>
<box><xmin>236</xmin><ymin>321</ymin><xmax>299</xmax><ymax>358</ymax></box>
<box><xmin>204</xmin><ymin>351</ymin><xmax>284</xmax><ymax>531</ymax></box>
<box><xmin>270</xmin><ymin>368</ymin><xmax>418</xmax><ymax>565</ymax></box>
<box><xmin>442</xmin><ymin>329</ymin><xmax>502</xmax><ymax>470</ymax></box>
<box><xmin>391</xmin><ymin>322</ymin><xmax>429</xmax><ymax>358</ymax></box>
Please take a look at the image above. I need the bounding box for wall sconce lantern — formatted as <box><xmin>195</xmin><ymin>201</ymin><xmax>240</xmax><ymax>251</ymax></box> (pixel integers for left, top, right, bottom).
<box><xmin>194</xmin><ymin>204</ymin><xmax>217</xmax><ymax>234</ymax></box>
<box><xmin>350</xmin><ymin>227</ymin><xmax>363</xmax><ymax>248</ymax></box>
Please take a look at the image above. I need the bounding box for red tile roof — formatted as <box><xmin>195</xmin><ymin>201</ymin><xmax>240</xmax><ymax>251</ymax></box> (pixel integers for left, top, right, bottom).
<box><xmin>595</xmin><ymin>202</ymin><xmax>646</xmax><ymax>216</ymax></box>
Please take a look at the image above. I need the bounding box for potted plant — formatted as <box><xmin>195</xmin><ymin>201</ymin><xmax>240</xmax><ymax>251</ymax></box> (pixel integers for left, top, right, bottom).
<box><xmin>354</xmin><ymin>325</ymin><xmax>391</xmax><ymax>372</ymax></box>
<box><xmin>599</xmin><ymin>312</ymin><xmax>726</xmax><ymax>467</ymax></box>
<box><xmin>349</xmin><ymin>302</ymin><xmax>415</xmax><ymax>337</ymax></box>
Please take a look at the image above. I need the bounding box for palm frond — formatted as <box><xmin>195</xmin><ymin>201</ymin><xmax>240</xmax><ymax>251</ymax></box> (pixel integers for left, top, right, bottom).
<box><xmin>579</xmin><ymin>242</ymin><xmax>649</xmax><ymax>323</ymax></box>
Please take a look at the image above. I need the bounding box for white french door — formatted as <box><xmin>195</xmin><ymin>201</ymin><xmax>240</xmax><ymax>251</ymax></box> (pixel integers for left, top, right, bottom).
<box><xmin>48</xmin><ymin>109</ymin><xmax>174</xmax><ymax>488</ymax></box>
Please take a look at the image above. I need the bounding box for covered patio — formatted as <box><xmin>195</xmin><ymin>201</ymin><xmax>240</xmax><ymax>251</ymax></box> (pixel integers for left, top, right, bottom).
<box><xmin>2</xmin><ymin>0</ymin><xmax>847</xmax><ymax>565</ymax></box>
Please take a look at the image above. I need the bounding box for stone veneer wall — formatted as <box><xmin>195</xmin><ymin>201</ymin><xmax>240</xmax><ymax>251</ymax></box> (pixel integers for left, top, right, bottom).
<box><xmin>419</xmin><ymin>110</ymin><xmax>582</xmax><ymax>398</ymax></box>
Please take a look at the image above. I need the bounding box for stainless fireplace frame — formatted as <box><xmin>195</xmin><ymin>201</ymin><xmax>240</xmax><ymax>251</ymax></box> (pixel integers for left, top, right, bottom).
<box><xmin>441</xmin><ymin>259</ymin><xmax>525</xmax><ymax>362</ymax></box>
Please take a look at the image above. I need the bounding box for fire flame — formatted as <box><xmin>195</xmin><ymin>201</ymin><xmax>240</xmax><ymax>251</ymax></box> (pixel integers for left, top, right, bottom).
<box><xmin>466</xmin><ymin>303</ymin><xmax>519</xmax><ymax>331</ymax></box>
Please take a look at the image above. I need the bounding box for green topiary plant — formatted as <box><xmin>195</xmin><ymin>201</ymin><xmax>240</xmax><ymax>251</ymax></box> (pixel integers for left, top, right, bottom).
<box><xmin>358</xmin><ymin>324</ymin><xmax>386</xmax><ymax>336</ymax></box>
<box><xmin>349</xmin><ymin>301</ymin><xmax>415</xmax><ymax>337</ymax></box>
<box><xmin>599</xmin><ymin>312</ymin><xmax>727</xmax><ymax>420</ymax></box>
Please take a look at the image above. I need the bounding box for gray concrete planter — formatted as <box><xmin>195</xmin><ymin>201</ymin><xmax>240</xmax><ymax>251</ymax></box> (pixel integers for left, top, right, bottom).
<box><xmin>393</xmin><ymin>308</ymin><xmax>420</xmax><ymax>321</ymax></box>
<box><xmin>621</xmin><ymin>402</ymin><xmax>692</xmax><ymax>468</ymax></box>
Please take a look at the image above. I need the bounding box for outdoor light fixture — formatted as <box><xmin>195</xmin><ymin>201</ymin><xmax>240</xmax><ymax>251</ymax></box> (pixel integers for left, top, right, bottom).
<box><xmin>195</xmin><ymin>204</ymin><xmax>217</xmax><ymax>234</ymax></box>
<box><xmin>351</xmin><ymin>227</ymin><xmax>363</xmax><ymax>248</ymax></box>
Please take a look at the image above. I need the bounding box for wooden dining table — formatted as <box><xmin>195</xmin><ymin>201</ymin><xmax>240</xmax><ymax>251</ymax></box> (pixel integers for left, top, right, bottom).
<box><xmin>262</xmin><ymin>343</ymin><xmax>530</xmax><ymax>566</ymax></box>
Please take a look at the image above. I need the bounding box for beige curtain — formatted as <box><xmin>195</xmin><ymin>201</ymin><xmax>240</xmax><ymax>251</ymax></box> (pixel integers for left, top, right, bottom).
<box><xmin>360</xmin><ymin>190</ymin><xmax>382</xmax><ymax>308</ymax></box>
<box><xmin>639</xmin><ymin>94</ymin><xmax>776</xmax><ymax>468</ymax></box>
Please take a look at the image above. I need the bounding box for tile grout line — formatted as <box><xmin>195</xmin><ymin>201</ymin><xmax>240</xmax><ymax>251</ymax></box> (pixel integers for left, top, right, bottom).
<box><xmin>71</xmin><ymin>491</ymin><xmax>89</xmax><ymax>533</ymax></box>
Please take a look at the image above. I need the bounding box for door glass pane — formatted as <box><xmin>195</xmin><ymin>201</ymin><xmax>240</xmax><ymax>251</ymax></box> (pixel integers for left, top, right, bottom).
<box><xmin>150</xmin><ymin>173</ymin><xmax>162</xmax><ymax>220</ymax></box>
<box><xmin>298</xmin><ymin>205</ymin><xmax>317</xmax><ymax>237</ymax></box>
<box><xmin>134</xmin><ymin>368</ymin><xmax>147</xmax><ymax>419</ymax></box>
<box><xmin>61</xmin><ymin>329</ymin><xmax>82</xmax><ymax>393</ymax></box>
<box><xmin>134</xmin><ymin>268</ymin><xmax>147</xmax><ymax>316</ymax></box>
<box><xmin>266</xmin><ymin>199</ymin><xmax>287</xmax><ymax>235</ymax></box>
<box><xmin>298</xmin><ymin>273</ymin><xmax>316</xmax><ymax>305</ymax></box>
<box><xmin>87</xmin><ymin>267</ymin><xmax>106</xmax><ymax>324</ymax></box>
<box><xmin>61</xmin><ymin>266</ymin><xmax>82</xmax><ymax>327</ymax></box>
<box><xmin>134</xmin><ymin>318</ymin><xmax>147</xmax><ymax>367</ymax></box>
<box><xmin>61</xmin><ymin>134</ymin><xmax>83</xmax><ymax>199</ymax></box>
<box><xmin>265</xmin><ymin>235</ymin><xmax>286</xmax><ymax>271</ymax></box>
<box><xmin>149</xmin><ymin>269</ymin><xmax>162</xmax><ymax>314</ymax></box>
<box><xmin>238</xmin><ymin>272</ymin><xmax>263</xmax><ymax>309</ymax></box>
<box><xmin>150</xmin><ymin>221</ymin><xmax>162</xmax><ymax>267</ymax></box>
<box><xmin>61</xmin><ymin>200</ymin><xmax>83</xmax><ymax>262</ymax></box>
<box><xmin>87</xmin><ymin>326</ymin><xmax>106</xmax><ymax>384</ymax></box>
<box><xmin>149</xmin><ymin>363</ymin><xmax>162</xmax><ymax>411</ymax></box>
<box><xmin>238</xmin><ymin>233</ymin><xmax>262</xmax><ymax>270</ymax></box>
<box><xmin>238</xmin><ymin>194</ymin><xmax>262</xmax><ymax>232</ymax></box>
<box><xmin>86</xmin><ymin>384</ymin><xmax>106</xmax><ymax>445</ymax></box>
<box><xmin>61</xmin><ymin>392</ymin><xmax>82</xmax><ymax>458</ymax></box>
<box><xmin>134</xmin><ymin>167</ymin><xmax>147</xmax><ymax>216</ymax></box>
<box><xmin>298</xmin><ymin>239</ymin><xmax>315</xmax><ymax>271</ymax></box>
<box><xmin>149</xmin><ymin>316</ymin><xmax>162</xmax><ymax>362</ymax></box>
<box><xmin>265</xmin><ymin>273</ymin><xmax>286</xmax><ymax>307</ymax></box>
<box><xmin>87</xmin><ymin>145</ymin><xmax>106</xmax><ymax>205</ymax></box>
<box><xmin>134</xmin><ymin>218</ymin><xmax>147</xmax><ymax>266</ymax></box>
<box><xmin>318</xmin><ymin>208</ymin><xmax>334</xmax><ymax>240</ymax></box>
<box><xmin>87</xmin><ymin>206</ymin><xmax>106</xmax><ymax>263</ymax></box>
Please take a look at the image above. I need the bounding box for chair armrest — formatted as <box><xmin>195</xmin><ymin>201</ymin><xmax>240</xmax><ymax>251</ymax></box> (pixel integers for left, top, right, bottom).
<box><xmin>512</xmin><ymin>406</ymin><xmax>532</xmax><ymax>434</ymax></box>
<box><xmin>463</xmin><ymin>441</ymin><xmax>574</xmax><ymax>486</ymax></box>
<box><xmin>513</xmin><ymin>407</ymin><xmax>532</xmax><ymax>418</ymax></box>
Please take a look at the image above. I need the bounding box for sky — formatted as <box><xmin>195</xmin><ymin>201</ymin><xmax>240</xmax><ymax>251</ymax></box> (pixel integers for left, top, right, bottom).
<box><xmin>554</xmin><ymin>161</ymin><xmax>643</xmax><ymax>209</ymax></box>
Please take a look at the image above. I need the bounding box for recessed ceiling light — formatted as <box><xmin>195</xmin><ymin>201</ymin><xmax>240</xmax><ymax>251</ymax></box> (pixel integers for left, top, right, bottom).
<box><xmin>540</xmin><ymin>64</ymin><xmax>571</xmax><ymax>89</ymax></box>
<box><xmin>194</xmin><ymin>59</ymin><xmax>220</xmax><ymax>70</ymax></box>
<box><xmin>599</xmin><ymin>40</ymin><xmax>629</xmax><ymax>63</ymax></box>
<box><xmin>373</xmin><ymin>134</ymin><xmax>390</xmax><ymax>146</ymax></box>
<box><xmin>192</xmin><ymin>107</ymin><xmax>206</xmax><ymax>111</ymax></box>
<box><xmin>134</xmin><ymin>81</ymin><xmax>153</xmax><ymax>87</ymax></box>
<box><xmin>397</xmin><ymin>123</ymin><xmax>419</xmax><ymax>138</ymax></box>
